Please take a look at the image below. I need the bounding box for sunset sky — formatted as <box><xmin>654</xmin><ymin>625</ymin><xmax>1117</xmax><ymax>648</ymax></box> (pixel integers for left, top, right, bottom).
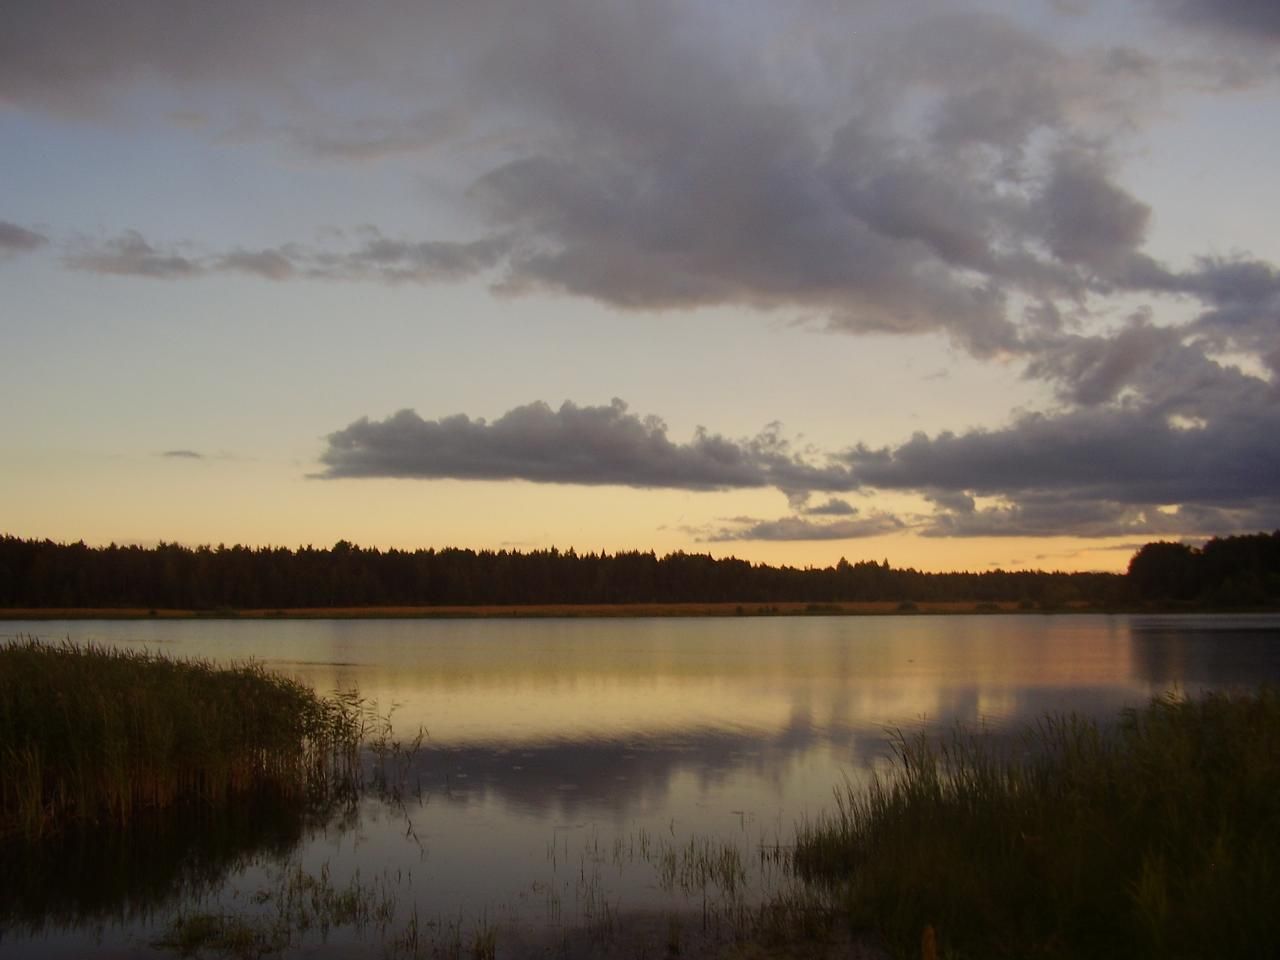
<box><xmin>3</xmin><ymin>0</ymin><xmax>1278</xmax><ymax>572</ymax></box>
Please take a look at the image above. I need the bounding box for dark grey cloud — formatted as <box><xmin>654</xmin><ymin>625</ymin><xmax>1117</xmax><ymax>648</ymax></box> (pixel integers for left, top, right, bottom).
<box><xmin>802</xmin><ymin>497</ymin><xmax>858</xmax><ymax>516</ymax></box>
<box><xmin>65</xmin><ymin>231</ymin><xmax>201</xmax><ymax>279</ymax></box>
<box><xmin>318</xmin><ymin>347</ymin><xmax>1280</xmax><ymax>538</ymax></box>
<box><xmin>0</xmin><ymin>1</ymin><xmax>442</xmax><ymax>115</ymax></box>
<box><xmin>317</xmin><ymin>399</ymin><xmax>858</xmax><ymax>493</ymax></box>
<box><xmin>0</xmin><ymin>220</ymin><xmax>47</xmax><ymax>254</ymax></box>
<box><xmin>1023</xmin><ymin>313</ymin><xmax>1182</xmax><ymax>406</ymax></box>
<box><xmin>1176</xmin><ymin>257</ymin><xmax>1280</xmax><ymax>376</ymax></box>
<box><xmin>849</xmin><ymin>399</ymin><xmax>1280</xmax><ymax>508</ymax></box>
<box><xmin>1034</xmin><ymin>150</ymin><xmax>1152</xmax><ymax>279</ymax></box>
<box><xmin>843</xmin><ymin>371</ymin><xmax>1280</xmax><ymax>538</ymax></box>
<box><xmin>1151</xmin><ymin>0</ymin><xmax>1280</xmax><ymax>43</ymax></box>
<box><xmin>920</xmin><ymin>495</ymin><xmax>1275</xmax><ymax>539</ymax></box>
<box><xmin>1137</xmin><ymin>1</ymin><xmax>1280</xmax><ymax>92</ymax></box>
<box><xmin>702</xmin><ymin>513</ymin><xmax>904</xmax><ymax>542</ymax></box>
<box><xmin>161</xmin><ymin>449</ymin><xmax>203</xmax><ymax>459</ymax></box>
<box><xmin>1026</xmin><ymin>263</ymin><xmax>1280</xmax><ymax>411</ymax></box>
<box><xmin>927</xmin><ymin>490</ymin><xmax>977</xmax><ymax>514</ymax></box>
<box><xmin>333</xmin><ymin>234</ymin><xmax>512</xmax><ymax>284</ymax></box>
<box><xmin>215</xmin><ymin>249</ymin><xmax>297</xmax><ymax>281</ymax></box>
<box><xmin>837</xmin><ymin>284</ymin><xmax>1280</xmax><ymax>538</ymax></box>
<box><xmin>452</xmin><ymin>6</ymin><xmax>1164</xmax><ymax>355</ymax></box>
<box><xmin>886</xmin><ymin>12</ymin><xmax>1072</xmax><ymax>150</ymax></box>
<box><xmin>65</xmin><ymin>229</ymin><xmax>510</xmax><ymax>285</ymax></box>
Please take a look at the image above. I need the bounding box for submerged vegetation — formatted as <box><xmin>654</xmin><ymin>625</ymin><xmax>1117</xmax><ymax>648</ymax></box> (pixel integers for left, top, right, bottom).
<box><xmin>0</xmin><ymin>639</ymin><xmax>362</xmax><ymax>841</ymax></box>
<box><xmin>790</xmin><ymin>689</ymin><xmax>1280</xmax><ymax>959</ymax></box>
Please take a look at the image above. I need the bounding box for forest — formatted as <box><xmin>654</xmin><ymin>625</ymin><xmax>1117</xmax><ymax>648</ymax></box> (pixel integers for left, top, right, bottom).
<box><xmin>0</xmin><ymin>532</ymin><xmax>1276</xmax><ymax>611</ymax></box>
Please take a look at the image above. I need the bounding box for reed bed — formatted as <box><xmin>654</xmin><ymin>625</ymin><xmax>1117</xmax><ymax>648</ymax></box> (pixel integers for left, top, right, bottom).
<box><xmin>791</xmin><ymin>689</ymin><xmax>1280</xmax><ymax>959</ymax></box>
<box><xmin>0</xmin><ymin>639</ymin><xmax>362</xmax><ymax>840</ymax></box>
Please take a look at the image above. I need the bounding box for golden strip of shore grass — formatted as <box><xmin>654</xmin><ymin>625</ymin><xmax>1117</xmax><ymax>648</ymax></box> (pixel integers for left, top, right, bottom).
<box><xmin>0</xmin><ymin>600</ymin><xmax>1055</xmax><ymax>620</ymax></box>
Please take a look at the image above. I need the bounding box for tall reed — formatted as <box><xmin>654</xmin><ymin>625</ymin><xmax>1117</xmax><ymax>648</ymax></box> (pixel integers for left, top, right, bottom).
<box><xmin>0</xmin><ymin>639</ymin><xmax>362</xmax><ymax>840</ymax></box>
<box><xmin>792</xmin><ymin>689</ymin><xmax>1280</xmax><ymax>959</ymax></box>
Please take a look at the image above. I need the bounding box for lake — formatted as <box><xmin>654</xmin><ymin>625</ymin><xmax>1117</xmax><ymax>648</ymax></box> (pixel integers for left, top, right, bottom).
<box><xmin>4</xmin><ymin>613</ymin><xmax>1279</xmax><ymax>957</ymax></box>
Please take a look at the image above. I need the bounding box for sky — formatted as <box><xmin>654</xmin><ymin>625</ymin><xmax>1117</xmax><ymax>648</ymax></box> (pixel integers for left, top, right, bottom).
<box><xmin>2</xmin><ymin>0</ymin><xmax>1278</xmax><ymax>573</ymax></box>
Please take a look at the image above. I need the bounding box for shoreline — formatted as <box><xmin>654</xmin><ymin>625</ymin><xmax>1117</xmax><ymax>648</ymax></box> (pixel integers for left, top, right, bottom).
<box><xmin>2</xmin><ymin>600</ymin><xmax>1270</xmax><ymax>620</ymax></box>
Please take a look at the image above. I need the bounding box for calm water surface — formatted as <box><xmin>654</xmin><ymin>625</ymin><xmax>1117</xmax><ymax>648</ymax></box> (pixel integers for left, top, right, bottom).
<box><xmin>4</xmin><ymin>614</ymin><xmax>1279</xmax><ymax>956</ymax></box>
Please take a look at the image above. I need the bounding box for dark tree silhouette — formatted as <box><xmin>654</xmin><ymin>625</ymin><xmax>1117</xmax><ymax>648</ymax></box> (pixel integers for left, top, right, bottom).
<box><xmin>1128</xmin><ymin>532</ymin><xmax>1280</xmax><ymax>606</ymax></box>
<box><xmin>0</xmin><ymin>534</ymin><xmax>1152</xmax><ymax>610</ymax></box>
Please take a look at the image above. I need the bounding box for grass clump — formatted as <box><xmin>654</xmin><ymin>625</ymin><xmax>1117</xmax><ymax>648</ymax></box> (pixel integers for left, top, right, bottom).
<box><xmin>792</xmin><ymin>689</ymin><xmax>1280</xmax><ymax>959</ymax></box>
<box><xmin>0</xmin><ymin>639</ymin><xmax>362</xmax><ymax>840</ymax></box>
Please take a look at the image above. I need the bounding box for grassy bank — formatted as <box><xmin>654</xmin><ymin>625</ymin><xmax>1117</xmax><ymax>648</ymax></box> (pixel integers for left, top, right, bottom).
<box><xmin>0</xmin><ymin>639</ymin><xmax>362</xmax><ymax>840</ymax></box>
<box><xmin>790</xmin><ymin>689</ymin><xmax>1280</xmax><ymax>959</ymax></box>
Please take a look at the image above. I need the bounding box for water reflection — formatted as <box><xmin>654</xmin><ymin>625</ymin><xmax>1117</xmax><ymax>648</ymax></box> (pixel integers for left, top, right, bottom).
<box><xmin>355</xmin><ymin>679</ymin><xmax>1185</xmax><ymax>820</ymax></box>
<box><xmin>0</xmin><ymin>790</ymin><xmax>341</xmax><ymax>935</ymax></box>
<box><xmin>1130</xmin><ymin>614</ymin><xmax>1280</xmax><ymax>688</ymax></box>
<box><xmin>4</xmin><ymin>613</ymin><xmax>1279</xmax><ymax>956</ymax></box>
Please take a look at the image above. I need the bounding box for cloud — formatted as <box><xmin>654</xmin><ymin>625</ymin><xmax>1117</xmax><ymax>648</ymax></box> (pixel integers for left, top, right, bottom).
<box><xmin>215</xmin><ymin>248</ymin><xmax>296</xmax><ymax>281</ymax></box>
<box><xmin>920</xmin><ymin>496</ymin><xmax>1275</xmax><ymax>539</ymax></box>
<box><xmin>1176</xmin><ymin>256</ymin><xmax>1280</xmax><ymax>376</ymax></box>
<box><xmin>843</xmin><ymin>365</ymin><xmax>1280</xmax><ymax>538</ymax></box>
<box><xmin>1033</xmin><ymin>149</ymin><xmax>1152</xmax><ymax>279</ymax></box>
<box><xmin>64</xmin><ymin>229</ymin><xmax>511</xmax><ymax>285</ymax></box>
<box><xmin>849</xmin><ymin>398</ymin><xmax>1280</xmax><ymax>508</ymax></box>
<box><xmin>702</xmin><ymin>513</ymin><xmax>905</xmax><ymax>542</ymax></box>
<box><xmin>838</xmin><ymin>297</ymin><xmax>1280</xmax><ymax>538</ymax></box>
<box><xmin>65</xmin><ymin>230</ymin><xmax>200</xmax><ymax>279</ymax></box>
<box><xmin>331</xmin><ymin>233</ymin><xmax>512</xmax><ymax>283</ymax></box>
<box><xmin>1150</xmin><ymin>0</ymin><xmax>1280</xmax><ymax>43</ymax></box>
<box><xmin>1023</xmin><ymin>312</ymin><xmax>1182</xmax><ymax>406</ymax></box>
<box><xmin>317</xmin><ymin>399</ymin><xmax>858</xmax><ymax>493</ymax></box>
<box><xmin>3</xmin><ymin>2</ymin><xmax>1200</xmax><ymax>360</ymax></box>
<box><xmin>802</xmin><ymin>497</ymin><xmax>858</xmax><ymax>516</ymax></box>
<box><xmin>449</xmin><ymin>6</ymin><xmax>1163</xmax><ymax>354</ymax></box>
<box><xmin>317</xmin><ymin>359</ymin><xmax>1280</xmax><ymax>539</ymax></box>
<box><xmin>161</xmin><ymin>449</ymin><xmax>203</xmax><ymax>459</ymax></box>
<box><xmin>0</xmin><ymin>220</ymin><xmax>47</xmax><ymax>255</ymax></box>
<box><xmin>0</xmin><ymin>0</ymin><xmax>425</xmax><ymax>115</ymax></box>
<box><xmin>13</xmin><ymin>3</ymin><xmax>1273</xmax><ymax>377</ymax></box>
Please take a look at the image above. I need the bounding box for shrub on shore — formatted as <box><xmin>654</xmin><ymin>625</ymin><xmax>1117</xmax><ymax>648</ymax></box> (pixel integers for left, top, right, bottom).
<box><xmin>0</xmin><ymin>639</ymin><xmax>361</xmax><ymax>840</ymax></box>
<box><xmin>792</xmin><ymin>689</ymin><xmax>1280</xmax><ymax>959</ymax></box>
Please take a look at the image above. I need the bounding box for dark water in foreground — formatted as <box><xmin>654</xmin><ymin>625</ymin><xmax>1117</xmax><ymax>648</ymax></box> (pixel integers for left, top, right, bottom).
<box><xmin>3</xmin><ymin>614</ymin><xmax>1279</xmax><ymax>957</ymax></box>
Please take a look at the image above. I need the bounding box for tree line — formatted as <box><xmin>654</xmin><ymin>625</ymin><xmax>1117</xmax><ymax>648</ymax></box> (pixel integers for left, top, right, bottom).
<box><xmin>1125</xmin><ymin>532</ymin><xmax>1280</xmax><ymax>606</ymax></box>
<box><xmin>0</xmin><ymin>532</ymin><xmax>1275</xmax><ymax>610</ymax></box>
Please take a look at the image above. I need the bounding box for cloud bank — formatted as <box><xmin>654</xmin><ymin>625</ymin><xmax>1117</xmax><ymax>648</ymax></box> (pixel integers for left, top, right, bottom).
<box><xmin>318</xmin><ymin>399</ymin><xmax>857</xmax><ymax>494</ymax></box>
<box><xmin>320</xmin><ymin>387</ymin><xmax>1279</xmax><ymax>541</ymax></box>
